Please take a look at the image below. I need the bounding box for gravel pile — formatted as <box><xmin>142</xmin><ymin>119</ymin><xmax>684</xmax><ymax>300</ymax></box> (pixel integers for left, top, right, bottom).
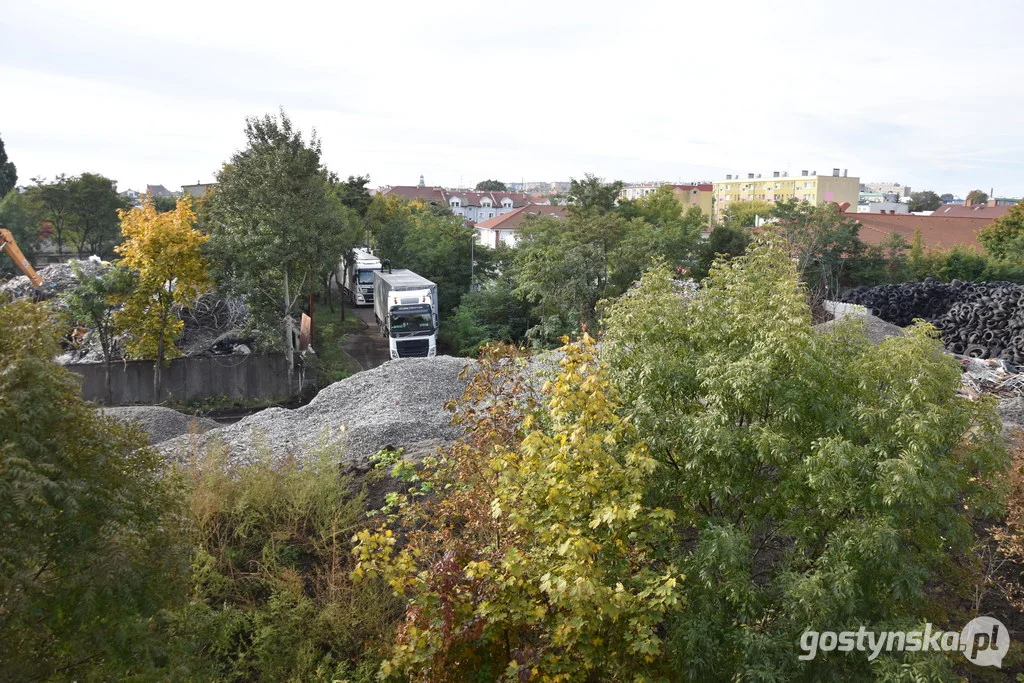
<box><xmin>815</xmin><ymin>314</ymin><xmax>906</xmax><ymax>345</ymax></box>
<box><xmin>102</xmin><ymin>406</ymin><xmax>219</xmax><ymax>445</ymax></box>
<box><xmin>161</xmin><ymin>356</ymin><xmax>475</xmax><ymax>468</ymax></box>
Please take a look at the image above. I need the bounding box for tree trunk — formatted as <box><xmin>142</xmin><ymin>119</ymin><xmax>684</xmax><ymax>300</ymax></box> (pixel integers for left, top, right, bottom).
<box><xmin>154</xmin><ymin>333</ymin><xmax>164</xmax><ymax>402</ymax></box>
<box><xmin>101</xmin><ymin>335</ymin><xmax>113</xmax><ymax>406</ymax></box>
<box><xmin>284</xmin><ymin>268</ymin><xmax>295</xmax><ymax>392</ymax></box>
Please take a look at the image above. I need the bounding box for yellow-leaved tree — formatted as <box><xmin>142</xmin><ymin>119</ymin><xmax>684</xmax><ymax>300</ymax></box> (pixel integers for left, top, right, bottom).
<box><xmin>116</xmin><ymin>195</ymin><xmax>211</xmax><ymax>400</ymax></box>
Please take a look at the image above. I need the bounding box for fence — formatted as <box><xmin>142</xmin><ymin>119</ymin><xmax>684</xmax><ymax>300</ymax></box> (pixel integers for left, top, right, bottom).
<box><xmin>65</xmin><ymin>354</ymin><xmax>315</xmax><ymax>405</ymax></box>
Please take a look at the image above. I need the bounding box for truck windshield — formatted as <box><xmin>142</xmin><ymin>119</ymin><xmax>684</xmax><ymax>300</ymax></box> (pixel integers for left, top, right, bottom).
<box><xmin>356</xmin><ymin>270</ymin><xmax>376</xmax><ymax>284</ymax></box>
<box><xmin>391</xmin><ymin>306</ymin><xmax>434</xmax><ymax>336</ymax></box>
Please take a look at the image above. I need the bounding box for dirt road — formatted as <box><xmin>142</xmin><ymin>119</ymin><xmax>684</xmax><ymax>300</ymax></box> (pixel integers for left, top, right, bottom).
<box><xmin>343</xmin><ymin>304</ymin><xmax>390</xmax><ymax>372</ymax></box>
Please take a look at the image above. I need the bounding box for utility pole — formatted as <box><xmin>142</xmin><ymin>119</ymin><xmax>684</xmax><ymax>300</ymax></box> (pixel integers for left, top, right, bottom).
<box><xmin>470</xmin><ymin>232</ymin><xmax>475</xmax><ymax>292</ymax></box>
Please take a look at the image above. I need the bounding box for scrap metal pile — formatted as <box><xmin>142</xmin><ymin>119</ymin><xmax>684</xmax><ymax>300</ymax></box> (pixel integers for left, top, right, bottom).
<box><xmin>841</xmin><ymin>279</ymin><xmax>1024</xmax><ymax>363</ymax></box>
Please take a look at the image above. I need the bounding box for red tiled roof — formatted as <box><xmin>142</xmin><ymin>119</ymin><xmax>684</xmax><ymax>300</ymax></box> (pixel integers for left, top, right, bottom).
<box><xmin>476</xmin><ymin>204</ymin><xmax>569</xmax><ymax>230</ymax></box>
<box><xmin>930</xmin><ymin>203</ymin><xmax>1015</xmax><ymax>219</ymax></box>
<box><xmin>380</xmin><ymin>186</ymin><xmax>531</xmax><ymax>208</ymax></box>
<box><xmin>844</xmin><ymin>212</ymin><xmax>991</xmax><ymax>251</ymax></box>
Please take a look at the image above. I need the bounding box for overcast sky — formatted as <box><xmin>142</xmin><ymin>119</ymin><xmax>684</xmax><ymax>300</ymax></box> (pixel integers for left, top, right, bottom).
<box><xmin>3</xmin><ymin>0</ymin><xmax>1023</xmax><ymax>197</ymax></box>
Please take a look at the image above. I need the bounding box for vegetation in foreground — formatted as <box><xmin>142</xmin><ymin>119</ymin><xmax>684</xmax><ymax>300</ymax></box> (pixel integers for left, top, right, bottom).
<box><xmin>1</xmin><ymin>239</ymin><xmax>1021</xmax><ymax>681</ymax></box>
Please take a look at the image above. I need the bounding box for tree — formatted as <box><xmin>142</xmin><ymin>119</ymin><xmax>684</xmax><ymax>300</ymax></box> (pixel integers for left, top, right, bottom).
<box><xmin>202</xmin><ymin>110</ymin><xmax>356</xmax><ymax>387</ymax></box>
<box><xmin>334</xmin><ymin>174</ymin><xmax>373</xmax><ymax>218</ymax></box>
<box><xmin>565</xmin><ymin>173</ymin><xmax>624</xmax><ymax>216</ymax></box>
<box><xmin>908</xmin><ymin>190</ymin><xmax>942</xmax><ymax>212</ymax></box>
<box><xmin>692</xmin><ymin>224</ymin><xmax>750</xmax><ymax>279</ymax></box>
<box><xmin>0</xmin><ymin>300</ymin><xmax>186</xmax><ymax>680</ymax></box>
<box><xmin>27</xmin><ymin>175</ymin><xmax>75</xmax><ymax>256</ymax></box>
<box><xmin>62</xmin><ymin>261</ymin><xmax>135</xmax><ymax>405</ymax></box>
<box><xmin>355</xmin><ymin>338</ymin><xmax>681</xmax><ymax>680</ymax></box>
<box><xmin>69</xmin><ymin>172</ymin><xmax>132</xmax><ymax>256</ymax></box>
<box><xmin>0</xmin><ymin>133</ymin><xmax>17</xmax><ymax>197</ymax></box>
<box><xmin>940</xmin><ymin>193</ymin><xmax>955</xmax><ymax>202</ymax></box>
<box><xmin>0</xmin><ymin>190</ymin><xmax>41</xmax><ymax>279</ymax></box>
<box><xmin>720</xmin><ymin>199</ymin><xmax>773</xmax><ymax>228</ymax></box>
<box><xmin>979</xmin><ymin>201</ymin><xmax>1024</xmax><ymax>263</ymax></box>
<box><xmin>474</xmin><ymin>179</ymin><xmax>507</xmax><ymax>192</ymax></box>
<box><xmin>966</xmin><ymin>189</ymin><xmax>989</xmax><ymax>206</ymax></box>
<box><xmin>153</xmin><ymin>194</ymin><xmax>178</xmax><ymax>213</ymax></box>
<box><xmin>116</xmin><ymin>197</ymin><xmax>211</xmax><ymax>400</ymax></box>
<box><xmin>770</xmin><ymin>198</ymin><xmax>866</xmax><ymax>296</ymax></box>
<box><xmin>601</xmin><ymin>242</ymin><xmax>1007</xmax><ymax>679</ymax></box>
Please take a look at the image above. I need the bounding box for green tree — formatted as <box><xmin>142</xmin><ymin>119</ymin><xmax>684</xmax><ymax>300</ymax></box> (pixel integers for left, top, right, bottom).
<box><xmin>69</xmin><ymin>172</ymin><xmax>132</xmax><ymax>256</ymax></box>
<box><xmin>335</xmin><ymin>174</ymin><xmax>373</xmax><ymax>217</ymax></box>
<box><xmin>153</xmin><ymin>194</ymin><xmax>178</xmax><ymax>213</ymax></box>
<box><xmin>770</xmin><ymin>198</ymin><xmax>865</xmax><ymax>296</ymax></box>
<box><xmin>117</xmin><ymin>197</ymin><xmax>211</xmax><ymax>400</ymax></box>
<box><xmin>0</xmin><ymin>300</ymin><xmax>186</xmax><ymax>680</ymax></box>
<box><xmin>692</xmin><ymin>224</ymin><xmax>750</xmax><ymax>279</ymax></box>
<box><xmin>203</xmin><ymin>110</ymin><xmax>357</xmax><ymax>385</ymax></box>
<box><xmin>0</xmin><ymin>190</ymin><xmax>41</xmax><ymax>279</ymax></box>
<box><xmin>566</xmin><ymin>173</ymin><xmax>624</xmax><ymax>216</ymax></box>
<box><xmin>979</xmin><ymin>200</ymin><xmax>1024</xmax><ymax>263</ymax></box>
<box><xmin>966</xmin><ymin>189</ymin><xmax>989</xmax><ymax>205</ymax></box>
<box><xmin>474</xmin><ymin>179</ymin><xmax>507</xmax><ymax>191</ymax></box>
<box><xmin>27</xmin><ymin>174</ymin><xmax>75</xmax><ymax>256</ymax></box>
<box><xmin>908</xmin><ymin>190</ymin><xmax>942</xmax><ymax>212</ymax></box>
<box><xmin>601</xmin><ymin>242</ymin><xmax>1007</xmax><ymax>679</ymax></box>
<box><xmin>0</xmin><ymin>133</ymin><xmax>17</xmax><ymax>197</ymax></box>
<box><xmin>720</xmin><ymin>199</ymin><xmax>773</xmax><ymax>228</ymax></box>
<box><xmin>61</xmin><ymin>261</ymin><xmax>135</xmax><ymax>405</ymax></box>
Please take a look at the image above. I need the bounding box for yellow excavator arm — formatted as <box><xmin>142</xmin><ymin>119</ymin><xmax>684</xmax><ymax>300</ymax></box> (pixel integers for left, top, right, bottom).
<box><xmin>0</xmin><ymin>228</ymin><xmax>43</xmax><ymax>287</ymax></box>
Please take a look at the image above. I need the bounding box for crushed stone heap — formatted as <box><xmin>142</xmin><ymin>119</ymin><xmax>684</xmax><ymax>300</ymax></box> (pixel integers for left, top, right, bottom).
<box><xmin>102</xmin><ymin>406</ymin><xmax>219</xmax><ymax>445</ymax></box>
<box><xmin>161</xmin><ymin>356</ymin><xmax>475</xmax><ymax>468</ymax></box>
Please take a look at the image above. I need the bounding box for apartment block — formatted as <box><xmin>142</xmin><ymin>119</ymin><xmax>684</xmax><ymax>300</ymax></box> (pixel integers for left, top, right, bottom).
<box><xmin>712</xmin><ymin>169</ymin><xmax>860</xmax><ymax>221</ymax></box>
<box><xmin>619</xmin><ymin>183</ymin><xmax>714</xmax><ymax>217</ymax></box>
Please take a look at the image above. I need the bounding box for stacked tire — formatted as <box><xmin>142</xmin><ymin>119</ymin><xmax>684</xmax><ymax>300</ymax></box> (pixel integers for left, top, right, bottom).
<box><xmin>841</xmin><ymin>279</ymin><xmax>1024</xmax><ymax>363</ymax></box>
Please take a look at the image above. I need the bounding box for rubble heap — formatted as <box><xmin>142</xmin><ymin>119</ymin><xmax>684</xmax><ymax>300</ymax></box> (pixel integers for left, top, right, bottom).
<box><xmin>1</xmin><ymin>258</ymin><xmax>103</xmax><ymax>301</ymax></box>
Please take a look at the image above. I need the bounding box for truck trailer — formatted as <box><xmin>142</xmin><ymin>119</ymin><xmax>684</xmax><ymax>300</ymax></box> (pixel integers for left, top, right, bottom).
<box><xmin>338</xmin><ymin>247</ymin><xmax>382</xmax><ymax>306</ymax></box>
<box><xmin>372</xmin><ymin>268</ymin><xmax>438</xmax><ymax>359</ymax></box>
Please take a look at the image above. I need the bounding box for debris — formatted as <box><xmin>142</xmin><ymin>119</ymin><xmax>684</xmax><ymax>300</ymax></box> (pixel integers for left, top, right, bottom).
<box><xmin>959</xmin><ymin>357</ymin><xmax>1024</xmax><ymax>399</ymax></box>
<box><xmin>1</xmin><ymin>258</ymin><xmax>104</xmax><ymax>301</ymax></box>
<box><xmin>815</xmin><ymin>315</ymin><xmax>906</xmax><ymax>345</ymax></box>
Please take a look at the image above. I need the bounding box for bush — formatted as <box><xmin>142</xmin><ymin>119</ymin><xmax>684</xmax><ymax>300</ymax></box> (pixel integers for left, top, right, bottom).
<box><xmin>0</xmin><ymin>299</ymin><xmax>188</xmax><ymax>680</ymax></box>
<box><xmin>164</xmin><ymin>440</ymin><xmax>402</xmax><ymax>681</ymax></box>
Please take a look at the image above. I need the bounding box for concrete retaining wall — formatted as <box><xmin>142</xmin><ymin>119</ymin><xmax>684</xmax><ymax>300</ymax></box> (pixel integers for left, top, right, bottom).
<box><xmin>65</xmin><ymin>354</ymin><xmax>314</xmax><ymax>405</ymax></box>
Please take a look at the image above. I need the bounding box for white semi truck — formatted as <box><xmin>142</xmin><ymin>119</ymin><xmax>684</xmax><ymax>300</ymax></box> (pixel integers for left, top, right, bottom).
<box><xmin>372</xmin><ymin>268</ymin><xmax>438</xmax><ymax>359</ymax></box>
<box><xmin>339</xmin><ymin>247</ymin><xmax>382</xmax><ymax>306</ymax></box>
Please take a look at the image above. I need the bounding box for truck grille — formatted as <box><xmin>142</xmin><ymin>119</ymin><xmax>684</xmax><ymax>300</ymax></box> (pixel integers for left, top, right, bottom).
<box><xmin>396</xmin><ymin>339</ymin><xmax>430</xmax><ymax>357</ymax></box>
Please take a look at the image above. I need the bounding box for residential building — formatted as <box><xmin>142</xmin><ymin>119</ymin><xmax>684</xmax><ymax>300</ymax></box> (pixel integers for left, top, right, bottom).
<box><xmin>862</xmin><ymin>182</ymin><xmax>911</xmax><ymax>197</ymax></box>
<box><xmin>475</xmin><ymin>204</ymin><xmax>569</xmax><ymax>249</ymax></box>
<box><xmin>712</xmin><ymin>169</ymin><xmax>860</xmax><ymax>221</ymax></box>
<box><xmin>379</xmin><ymin>185</ymin><xmax>532</xmax><ymax>223</ymax></box>
<box><xmin>146</xmin><ymin>184</ymin><xmax>174</xmax><ymax>198</ymax></box>
<box><xmin>620</xmin><ymin>183</ymin><xmax>662</xmax><ymax>201</ymax></box>
<box><xmin>182</xmin><ymin>182</ymin><xmax>217</xmax><ymax>198</ymax></box>
<box><xmin>857</xmin><ymin>201</ymin><xmax>908</xmax><ymax>214</ymax></box>
<box><xmin>619</xmin><ymin>183</ymin><xmax>714</xmax><ymax>217</ymax></box>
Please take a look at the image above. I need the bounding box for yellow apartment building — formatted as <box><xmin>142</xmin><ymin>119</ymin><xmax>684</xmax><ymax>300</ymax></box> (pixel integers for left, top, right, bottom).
<box><xmin>619</xmin><ymin>183</ymin><xmax>714</xmax><ymax>219</ymax></box>
<box><xmin>712</xmin><ymin>169</ymin><xmax>860</xmax><ymax>222</ymax></box>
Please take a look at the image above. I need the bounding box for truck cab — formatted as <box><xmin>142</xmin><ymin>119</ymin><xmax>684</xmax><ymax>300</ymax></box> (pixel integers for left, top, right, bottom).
<box><xmin>339</xmin><ymin>248</ymin><xmax>382</xmax><ymax>306</ymax></box>
<box><xmin>372</xmin><ymin>269</ymin><xmax>439</xmax><ymax>359</ymax></box>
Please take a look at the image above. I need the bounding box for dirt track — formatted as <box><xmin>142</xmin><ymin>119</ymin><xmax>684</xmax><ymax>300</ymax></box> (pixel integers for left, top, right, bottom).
<box><xmin>343</xmin><ymin>304</ymin><xmax>389</xmax><ymax>372</ymax></box>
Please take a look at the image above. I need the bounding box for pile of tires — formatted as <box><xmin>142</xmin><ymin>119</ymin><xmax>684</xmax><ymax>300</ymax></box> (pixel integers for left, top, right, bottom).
<box><xmin>841</xmin><ymin>278</ymin><xmax>1024</xmax><ymax>362</ymax></box>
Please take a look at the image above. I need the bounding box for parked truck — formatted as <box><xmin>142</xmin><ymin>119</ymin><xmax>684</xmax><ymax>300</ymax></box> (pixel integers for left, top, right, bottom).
<box><xmin>373</xmin><ymin>268</ymin><xmax>438</xmax><ymax>359</ymax></box>
<box><xmin>338</xmin><ymin>247</ymin><xmax>382</xmax><ymax>306</ymax></box>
